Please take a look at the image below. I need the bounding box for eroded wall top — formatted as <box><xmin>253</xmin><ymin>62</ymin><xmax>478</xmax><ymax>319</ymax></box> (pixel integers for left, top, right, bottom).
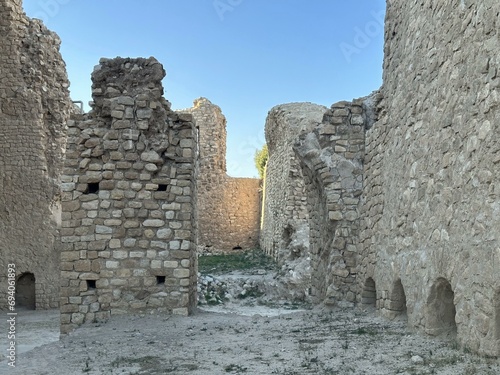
<box><xmin>0</xmin><ymin>0</ymin><xmax>72</xmax><ymax>309</ymax></box>
<box><xmin>60</xmin><ymin>57</ymin><xmax>198</xmax><ymax>333</ymax></box>
<box><xmin>181</xmin><ymin>98</ymin><xmax>261</xmax><ymax>253</ymax></box>
<box><xmin>260</xmin><ymin>103</ymin><xmax>327</xmax><ymax>261</ymax></box>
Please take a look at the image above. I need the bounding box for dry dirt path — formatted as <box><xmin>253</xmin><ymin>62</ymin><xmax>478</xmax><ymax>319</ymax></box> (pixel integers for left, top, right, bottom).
<box><xmin>1</xmin><ymin>304</ymin><xmax>499</xmax><ymax>375</ymax></box>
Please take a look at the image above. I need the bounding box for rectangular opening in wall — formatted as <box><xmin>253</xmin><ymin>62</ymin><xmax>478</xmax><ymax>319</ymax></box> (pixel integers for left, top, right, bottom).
<box><xmin>156</xmin><ymin>276</ymin><xmax>166</xmax><ymax>285</ymax></box>
<box><xmin>85</xmin><ymin>183</ymin><xmax>100</xmax><ymax>194</ymax></box>
<box><xmin>86</xmin><ymin>280</ymin><xmax>96</xmax><ymax>290</ymax></box>
<box><xmin>157</xmin><ymin>184</ymin><xmax>168</xmax><ymax>192</ymax></box>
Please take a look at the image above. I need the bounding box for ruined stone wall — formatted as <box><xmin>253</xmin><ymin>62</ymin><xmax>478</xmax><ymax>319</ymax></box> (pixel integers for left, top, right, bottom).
<box><xmin>182</xmin><ymin>98</ymin><xmax>260</xmax><ymax>253</ymax></box>
<box><xmin>294</xmin><ymin>100</ymin><xmax>367</xmax><ymax>305</ymax></box>
<box><xmin>0</xmin><ymin>0</ymin><xmax>72</xmax><ymax>310</ymax></box>
<box><xmin>260</xmin><ymin>103</ymin><xmax>326</xmax><ymax>262</ymax></box>
<box><xmin>59</xmin><ymin>57</ymin><xmax>198</xmax><ymax>333</ymax></box>
<box><xmin>359</xmin><ymin>0</ymin><xmax>500</xmax><ymax>356</ymax></box>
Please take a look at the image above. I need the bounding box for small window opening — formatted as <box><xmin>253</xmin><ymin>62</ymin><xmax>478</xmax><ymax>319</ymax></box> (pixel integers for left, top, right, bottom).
<box><xmin>87</xmin><ymin>280</ymin><xmax>96</xmax><ymax>290</ymax></box>
<box><xmin>156</xmin><ymin>276</ymin><xmax>166</xmax><ymax>285</ymax></box>
<box><xmin>157</xmin><ymin>184</ymin><xmax>168</xmax><ymax>192</ymax></box>
<box><xmin>232</xmin><ymin>246</ymin><xmax>243</xmax><ymax>250</ymax></box>
<box><xmin>85</xmin><ymin>183</ymin><xmax>99</xmax><ymax>194</ymax></box>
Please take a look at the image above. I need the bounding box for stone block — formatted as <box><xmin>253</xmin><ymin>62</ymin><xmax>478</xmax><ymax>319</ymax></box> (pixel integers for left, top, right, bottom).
<box><xmin>143</xmin><ymin>219</ymin><xmax>165</xmax><ymax>227</ymax></box>
<box><xmin>105</xmin><ymin>260</ymin><xmax>119</xmax><ymax>269</ymax></box>
<box><xmin>157</xmin><ymin>228</ymin><xmax>172</xmax><ymax>239</ymax></box>
<box><xmin>174</xmin><ymin>269</ymin><xmax>190</xmax><ymax>279</ymax></box>
<box><xmin>74</xmin><ymin>260</ymin><xmax>92</xmax><ymax>272</ymax></box>
<box><xmin>141</xmin><ymin>151</ymin><xmax>160</xmax><ymax>163</ymax></box>
<box><xmin>113</xmin><ymin>250</ymin><xmax>128</xmax><ymax>259</ymax></box>
<box><xmin>164</xmin><ymin>261</ymin><xmax>178</xmax><ymax>268</ymax></box>
<box><xmin>112</xmin><ymin>119</ymin><xmax>131</xmax><ymax>129</ymax></box>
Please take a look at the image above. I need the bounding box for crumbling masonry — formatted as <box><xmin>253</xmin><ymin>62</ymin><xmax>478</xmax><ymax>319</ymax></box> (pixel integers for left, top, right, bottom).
<box><xmin>358</xmin><ymin>0</ymin><xmax>500</xmax><ymax>355</ymax></box>
<box><xmin>59</xmin><ymin>57</ymin><xmax>198</xmax><ymax>333</ymax></box>
<box><xmin>182</xmin><ymin>98</ymin><xmax>261</xmax><ymax>254</ymax></box>
<box><xmin>260</xmin><ymin>103</ymin><xmax>326</xmax><ymax>300</ymax></box>
<box><xmin>0</xmin><ymin>0</ymin><xmax>261</xmax><ymax>331</ymax></box>
<box><xmin>1</xmin><ymin>0</ymin><xmax>499</xmax><ymax>356</ymax></box>
<box><xmin>0</xmin><ymin>0</ymin><xmax>73</xmax><ymax>310</ymax></box>
<box><xmin>261</xmin><ymin>0</ymin><xmax>500</xmax><ymax>356</ymax></box>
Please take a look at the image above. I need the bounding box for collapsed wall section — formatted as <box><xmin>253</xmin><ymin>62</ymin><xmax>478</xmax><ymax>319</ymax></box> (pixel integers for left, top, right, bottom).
<box><xmin>0</xmin><ymin>0</ymin><xmax>72</xmax><ymax>309</ymax></box>
<box><xmin>182</xmin><ymin>98</ymin><xmax>260</xmax><ymax>253</ymax></box>
<box><xmin>260</xmin><ymin>103</ymin><xmax>327</xmax><ymax>261</ymax></box>
<box><xmin>260</xmin><ymin>103</ymin><xmax>326</xmax><ymax>300</ymax></box>
<box><xmin>360</xmin><ymin>0</ymin><xmax>500</xmax><ymax>356</ymax></box>
<box><xmin>294</xmin><ymin>100</ymin><xmax>366</xmax><ymax>304</ymax></box>
<box><xmin>60</xmin><ymin>57</ymin><xmax>198</xmax><ymax>333</ymax></box>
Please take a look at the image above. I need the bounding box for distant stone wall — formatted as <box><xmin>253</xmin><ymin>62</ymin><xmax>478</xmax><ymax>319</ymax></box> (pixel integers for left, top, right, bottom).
<box><xmin>359</xmin><ymin>0</ymin><xmax>500</xmax><ymax>356</ymax></box>
<box><xmin>294</xmin><ymin>100</ymin><xmax>368</xmax><ymax>304</ymax></box>
<box><xmin>221</xmin><ymin>177</ymin><xmax>261</xmax><ymax>250</ymax></box>
<box><xmin>260</xmin><ymin>103</ymin><xmax>326</xmax><ymax>262</ymax></box>
<box><xmin>0</xmin><ymin>0</ymin><xmax>72</xmax><ymax>310</ymax></box>
<box><xmin>59</xmin><ymin>57</ymin><xmax>198</xmax><ymax>333</ymax></box>
<box><xmin>182</xmin><ymin>98</ymin><xmax>260</xmax><ymax>253</ymax></box>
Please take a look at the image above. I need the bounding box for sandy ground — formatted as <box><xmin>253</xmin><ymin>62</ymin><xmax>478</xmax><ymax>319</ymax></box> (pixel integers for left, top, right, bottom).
<box><xmin>1</xmin><ymin>266</ymin><xmax>499</xmax><ymax>375</ymax></box>
<box><xmin>1</xmin><ymin>304</ymin><xmax>499</xmax><ymax>375</ymax></box>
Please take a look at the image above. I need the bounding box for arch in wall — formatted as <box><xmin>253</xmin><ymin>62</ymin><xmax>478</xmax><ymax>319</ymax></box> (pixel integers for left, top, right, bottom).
<box><xmin>16</xmin><ymin>272</ymin><xmax>36</xmax><ymax>310</ymax></box>
<box><xmin>361</xmin><ymin>277</ymin><xmax>377</xmax><ymax>307</ymax></box>
<box><xmin>293</xmin><ymin>130</ymin><xmax>356</xmax><ymax>302</ymax></box>
<box><xmin>389</xmin><ymin>278</ymin><xmax>407</xmax><ymax>317</ymax></box>
<box><xmin>426</xmin><ymin>278</ymin><xmax>457</xmax><ymax>337</ymax></box>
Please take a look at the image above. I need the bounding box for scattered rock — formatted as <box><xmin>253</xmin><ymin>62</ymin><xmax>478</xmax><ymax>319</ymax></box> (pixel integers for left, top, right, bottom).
<box><xmin>411</xmin><ymin>355</ymin><xmax>424</xmax><ymax>364</ymax></box>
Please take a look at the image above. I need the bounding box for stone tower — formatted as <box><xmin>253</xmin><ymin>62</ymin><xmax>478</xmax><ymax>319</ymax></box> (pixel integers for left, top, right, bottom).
<box><xmin>182</xmin><ymin>98</ymin><xmax>261</xmax><ymax>253</ymax></box>
<box><xmin>59</xmin><ymin>57</ymin><xmax>198</xmax><ymax>333</ymax></box>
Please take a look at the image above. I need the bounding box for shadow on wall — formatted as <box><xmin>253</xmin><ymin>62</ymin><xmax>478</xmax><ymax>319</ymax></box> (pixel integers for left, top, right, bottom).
<box><xmin>361</xmin><ymin>277</ymin><xmax>376</xmax><ymax>307</ymax></box>
<box><xmin>16</xmin><ymin>272</ymin><xmax>36</xmax><ymax>310</ymax></box>
<box><xmin>426</xmin><ymin>278</ymin><xmax>457</xmax><ymax>337</ymax></box>
<box><xmin>385</xmin><ymin>279</ymin><xmax>408</xmax><ymax>320</ymax></box>
<box><xmin>389</xmin><ymin>279</ymin><xmax>407</xmax><ymax>318</ymax></box>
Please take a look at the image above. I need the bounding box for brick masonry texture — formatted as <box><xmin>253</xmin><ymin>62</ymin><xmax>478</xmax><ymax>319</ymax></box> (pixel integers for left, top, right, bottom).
<box><xmin>261</xmin><ymin>1</ymin><xmax>500</xmax><ymax>356</ymax></box>
<box><xmin>358</xmin><ymin>0</ymin><xmax>500</xmax><ymax>356</ymax></box>
<box><xmin>294</xmin><ymin>99</ymin><xmax>371</xmax><ymax>305</ymax></box>
<box><xmin>1</xmin><ymin>0</ymin><xmax>500</xmax><ymax>356</ymax></box>
<box><xmin>182</xmin><ymin>98</ymin><xmax>261</xmax><ymax>253</ymax></box>
<box><xmin>59</xmin><ymin>57</ymin><xmax>198</xmax><ymax>333</ymax></box>
<box><xmin>260</xmin><ymin>103</ymin><xmax>326</xmax><ymax>262</ymax></box>
<box><xmin>0</xmin><ymin>0</ymin><xmax>73</xmax><ymax>310</ymax></box>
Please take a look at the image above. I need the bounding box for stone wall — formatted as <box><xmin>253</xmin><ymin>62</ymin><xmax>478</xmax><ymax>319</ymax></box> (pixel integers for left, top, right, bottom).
<box><xmin>0</xmin><ymin>0</ymin><xmax>72</xmax><ymax>310</ymax></box>
<box><xmin>182</xmin><ymin>98</ymin><xmax>261</xmax><ymax>253</ymax></box>
<box><xmin>359</xmin><ymin>0</ymin><xmax>500</xmax><ymax>356</ymax></box>
<box><xmin>59</xmin><ymin>57</ymin><xmax>198</xmax><ymax>333</ymax></box>
<box><xmin>294</xmin><ymin>100</ymin><xmax>369</xmax><ymax>305</ymax></box>
<box><xmin>260</xmin><ymin>103</ymin><xmax>326</xmax><ymax>261</ymax></box>
<box><xmin>2</xmin><ymin>0</ymin><xmax>499</xmax><ymax>356</ymax></box>
<box><xmin>259</xmin><ymin>103</ymin><xmax>326</xmax><ymax>300</ymax></box>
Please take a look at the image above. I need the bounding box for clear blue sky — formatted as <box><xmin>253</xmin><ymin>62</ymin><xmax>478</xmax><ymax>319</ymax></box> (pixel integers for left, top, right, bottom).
<box><xmin>23</xmin><ymin>0</ymin><xmax>385</xmax><ymax>178</ymax></box>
